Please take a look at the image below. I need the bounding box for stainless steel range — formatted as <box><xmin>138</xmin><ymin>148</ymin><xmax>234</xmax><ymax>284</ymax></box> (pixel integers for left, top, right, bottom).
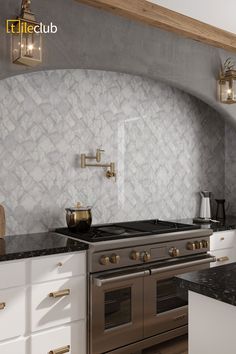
<box><xmin>57</xmin><ymin>219</ymin><xmax>215</xmax><ymax>354</ymax></box>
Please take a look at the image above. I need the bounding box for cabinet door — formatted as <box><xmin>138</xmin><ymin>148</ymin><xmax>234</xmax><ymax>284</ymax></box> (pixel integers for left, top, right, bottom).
<box><xmin>31</xmin><ymin>276</ymin><xmax>86</xmax><ymax>332</ymax></box>
<box><xmin>30</xmin><ymin>321</ymin><xmax>86</xmax><ymax>354</ymax></box>
<box><xmin>31</xmin><ymin>252</ymin><xmax>86</xmax><ymax>284</ymax></box>
<box><xmin>210</xmin><ymin>248</ymin><xmax>236</xmax><ymax>267</ymax></box>
<box><xmin>0</xmin><ymin>286</ymin><xmax>25</xmax><ymax>341</ymax></box>
<box><xmin>0</xmin><ymin>338</ymin><xmax>26</xmax><ymax>354</ymax></box>
<box><xmin>210</xmin><ymin>231</ymin><xmax>236</xmax><ymax>251</ymax></box>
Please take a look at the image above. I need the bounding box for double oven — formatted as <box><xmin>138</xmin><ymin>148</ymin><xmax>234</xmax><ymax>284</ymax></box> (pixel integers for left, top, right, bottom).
<box><xmin>90</xmin><ymin>252</ymin><xmax>215</xmax><ymax>354</ymax></box>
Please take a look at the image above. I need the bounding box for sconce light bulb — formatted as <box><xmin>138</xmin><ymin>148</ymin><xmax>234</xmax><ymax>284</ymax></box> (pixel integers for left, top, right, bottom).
<box><xmin>27</xmin><ymin>44</ymin><xmax>34</xmax><ymax>51</ymax></box>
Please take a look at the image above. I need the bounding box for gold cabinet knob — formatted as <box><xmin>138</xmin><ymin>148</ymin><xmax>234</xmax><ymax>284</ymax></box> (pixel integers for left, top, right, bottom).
<box><xmin>110</xmin><ymin>254</ymin><xmax>120</xmax><ymax>264</ymax></box>
<box><xmin>186</xmin><ymin>242</ymin><xmax>196</xmax><ymax>251</ymax></box>
<box><xmin>217</xmin><ymin>256</ymin><xmax>229</xmax><ymax>262</ymax></box>
<box><xmin>141</xmin><ymin>251</ymin><xmax>151</xmax><ymax>262</ymax></box>
<box><xmin>49</xmin><ymin>345</ymin><xmax>70</xmax><ymax>354</ymax></box>
<box><xmin>100</xmin><ymin>255</ymin><xmax>110</xmax><ymax>265</ymax></box>
<box><xmin>130</xmin><ymin>250</ymin><xmax>140</xmax><ymax>261</ymax></box>
<box><xmin>169</xmin><ymin>247</ymin><xmax>180</xmax><ymax>257</ymax></box>
<box><xmin>0</xmin><ymin>302</ymin><xmax>6</xmax><ymax>310</ymax></box>
<box><xmin>49</xmin><ymin>289</ymin><xmax>70</xmax><ymax>298</ymax></box>
<box><xmin>57</xmin><ymin>262</ymin><xmax>63</xmax><ymax>267</ymax></box>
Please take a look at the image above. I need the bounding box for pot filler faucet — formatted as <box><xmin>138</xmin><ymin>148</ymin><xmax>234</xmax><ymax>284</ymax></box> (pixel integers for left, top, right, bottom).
<box><xmin>80</xmin><ymin>149</ymin><xmax>116</xmax><ymax>180</ymax></box>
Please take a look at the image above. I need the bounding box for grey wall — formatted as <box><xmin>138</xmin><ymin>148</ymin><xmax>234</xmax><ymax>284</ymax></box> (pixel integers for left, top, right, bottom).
<box><xmin>0</xmin><ymin>69</ymin><xmax>225</xmax><ymax>235</ymax></box>
<box><xmin>0</xmin><ymin>0</ymin><xmax>236</xmax><ymax>126</ymax></box>
<box><xmin>225</xmin><ymin>124</ymin><xmax>236</xmax><ymax>215</ymax></box>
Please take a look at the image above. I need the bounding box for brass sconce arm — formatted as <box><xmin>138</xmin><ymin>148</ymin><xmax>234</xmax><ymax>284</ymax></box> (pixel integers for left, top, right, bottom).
<box><xmin>81</xmin><ymin>149</ymin><xmax>116</xmax><ymax>180</ymax></box>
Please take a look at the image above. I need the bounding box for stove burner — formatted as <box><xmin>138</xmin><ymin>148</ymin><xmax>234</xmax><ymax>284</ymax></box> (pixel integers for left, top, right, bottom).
<box><xmin>98</xmin><ymin>227</ymin><xmax>126</xmax><ymax>235</ymax></box>
<box><xmin>56</xmin><ymin>219</ymin><xmax>200</xmax><ymax>243</ymax></box>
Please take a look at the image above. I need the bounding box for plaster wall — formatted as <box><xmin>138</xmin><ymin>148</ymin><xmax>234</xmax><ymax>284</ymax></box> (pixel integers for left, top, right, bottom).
<box><xmin>0</xmin><ymin>0</ymin><xmax>236</xmax><ymax>126</ymax></box>
<box><xmin>151</xmin><ymin>0</ymin><xmax>236</xmax><ymax>34</ymax></box>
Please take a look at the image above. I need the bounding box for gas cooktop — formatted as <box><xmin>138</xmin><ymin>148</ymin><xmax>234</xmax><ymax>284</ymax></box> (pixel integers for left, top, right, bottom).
<box><xmin>56</xmin><ymin>219</ymin><xmax>200</xmax><ymax>242</ymax></box>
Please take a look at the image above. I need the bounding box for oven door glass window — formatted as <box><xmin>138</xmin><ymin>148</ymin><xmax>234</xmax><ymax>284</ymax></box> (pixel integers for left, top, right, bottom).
<box><xmin>105</xmin><ymin>287</ymin><xmax>131</xmax><ymax>330</ymax></box>
<box><xmin>156</xmin><ymin>278</ymin><xmax>187</xmax><ymax>314</ymax></box>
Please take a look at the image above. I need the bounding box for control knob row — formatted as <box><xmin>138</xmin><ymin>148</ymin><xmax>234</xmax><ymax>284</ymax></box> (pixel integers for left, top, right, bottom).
<box><xmin>100</xmin><ymin>254</ymin><xmax>120</xmax><ymax>265</ymax></box>
<box><xmin>130</xmin><ymin>250</ymin><xmax>151</xmax><ymax>262</ymax></box>
<box><xmin>186</xmin><ymin>240</ymin><xmax>209</xmax><ymax>251</ymax></box>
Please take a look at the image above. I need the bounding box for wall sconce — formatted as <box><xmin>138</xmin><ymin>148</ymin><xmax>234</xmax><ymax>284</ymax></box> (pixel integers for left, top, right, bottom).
<box><xmin>219</xmin><ymin>58</ymin><xmax>236</xmax><ymax>104</ymax></box>
<box><xmin>11</xmin><ymin>0</ymin><xmax>42</xmax><ymax>66</ymax></box>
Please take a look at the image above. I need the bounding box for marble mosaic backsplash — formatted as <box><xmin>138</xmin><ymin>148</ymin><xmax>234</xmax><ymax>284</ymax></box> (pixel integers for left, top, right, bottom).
<box><xmin>0</xmin><ymin>69</ymin><xmax>225</xmax><ymax>235</ymax></box>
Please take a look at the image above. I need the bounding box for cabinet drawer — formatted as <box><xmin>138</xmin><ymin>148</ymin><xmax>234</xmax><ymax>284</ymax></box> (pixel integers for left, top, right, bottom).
<box><xmin>210</xmin><ymin>249</ymin><xmax>236</xmax><ymax>267</ymax></box>
<box><xmin>31</xmin><ymin>252</ymin><xmax>86</xmax><ymax>283</ymax></box>
<box><xmin>31</xmin><ymin>276</ymin><xmax>86</xmax><ymax>331</ymax></box>
<box><xmin>30</xmin><ymin>321</ymin><xmax>86</xmax><ymax>354</ymax></box>
<box><xmin>0</xmin><ymin>338</ymin><xmax>26</xmax><ymax>354</ymax></box>
<box><xmin>210</xmin><ymin>231</ymin><xmax>236</xmax><ymax>251</ymax></box>
<box><xmin>0</xmin><ymin>287</ymin><xmax>25</xmax><ymax>341</ymax></box>
<box><xmin>0</xmin><ymin>261</ymin><xmax>26</xmax><ymax>289</ymax></box>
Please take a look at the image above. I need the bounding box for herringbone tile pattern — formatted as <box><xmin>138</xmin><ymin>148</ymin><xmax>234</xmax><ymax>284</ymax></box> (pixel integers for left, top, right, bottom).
<box><xmin>0</xmin><ymin>70</ymin><xmax>225</xmax><ymax>235</ymax></box>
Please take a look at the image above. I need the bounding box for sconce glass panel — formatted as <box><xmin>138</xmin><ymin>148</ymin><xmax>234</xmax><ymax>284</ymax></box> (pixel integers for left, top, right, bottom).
<box><xmin>219</xmin><ymin>71</ymin><xmax>236</xmax><ymax>104</ymax></box>
<box><xmin>12</xmin><ymin>20</ymin><xmax>42</xmax><ymax>67</ymax></box>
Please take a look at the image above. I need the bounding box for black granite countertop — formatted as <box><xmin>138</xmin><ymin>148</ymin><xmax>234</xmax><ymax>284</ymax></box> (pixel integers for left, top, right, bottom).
<box><xmin>174</xmin><ymin>216</ymin><xmax>236</xmax><ymax>232</ymax></box>
<box><xmin>176</xmin><ymin>262</ymin><xmax>236</xmax><ymax>306</ymax></box>
<box><xmin>0</xmin><ymin>232</ymin><xmax>88</xmax><ymax>262</ymax></box>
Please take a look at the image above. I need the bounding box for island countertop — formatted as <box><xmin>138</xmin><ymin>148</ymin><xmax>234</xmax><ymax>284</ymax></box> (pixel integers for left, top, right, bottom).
<box><xmin>176</xmin><ymin>262</ymin><xmax>236</xmax><ymax>306</ymax></box>
<box><xmin>0</xmin><ymin>232</ymin><xmax>88</xmax><ymax>262</ymax></box>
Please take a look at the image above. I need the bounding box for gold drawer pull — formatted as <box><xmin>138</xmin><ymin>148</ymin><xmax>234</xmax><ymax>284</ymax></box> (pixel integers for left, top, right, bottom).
<box><xmin>49</xmin><ymin>345</ymin><xmax>70</xmax><ymax>354</ymax></box>
<box><xmin>217</xmin><ymin>256</ymin><xmax>229</xmax><ymax>262</ymax></box>
<box><xmin>220</xmin><ymin>237</ymin><xmax>225</xmax><ymax>241</ymax></box>
<box><xmin>49</xmin><ymin>289</ymin><xmax>70</xmax><ymax>298</ymax></box>
<box><xmin>0</xmin><ymin>302</ymin><xmax>6</xmax><ymax>310</ymax></box>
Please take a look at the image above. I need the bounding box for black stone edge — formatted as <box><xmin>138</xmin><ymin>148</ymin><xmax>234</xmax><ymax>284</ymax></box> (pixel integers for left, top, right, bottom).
<box><xmin>175</xmin><ymin>277</ymin><xmax>236</xmax><ymax>307</ymax></box>
<box><xmin>0</xmin><ymin>244</ymin><xmax>88</xmax><ymax>262</ymax></box>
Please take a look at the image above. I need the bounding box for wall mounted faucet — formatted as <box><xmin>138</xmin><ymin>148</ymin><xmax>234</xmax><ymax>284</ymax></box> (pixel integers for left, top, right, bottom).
<box><xmin>81</xmin><ymin>149</ymin><xmax>116</xmax><ymax>180</ymax></box>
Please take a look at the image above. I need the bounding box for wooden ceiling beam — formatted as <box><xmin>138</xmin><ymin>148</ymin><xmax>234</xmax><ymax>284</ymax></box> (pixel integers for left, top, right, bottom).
<box><xmin>76</xmin><ymin>0</ymin><xmax>236</xmax><ymax>53</ymax></box>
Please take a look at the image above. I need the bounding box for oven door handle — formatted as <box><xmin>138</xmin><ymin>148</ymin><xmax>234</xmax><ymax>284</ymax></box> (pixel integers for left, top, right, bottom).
<box><xmin>150</xmin><ymin>256</ymin><xmax>216</xmax><ymax>275</ymax></box>
<box><xmin>93</xmin><ymin>270</ymin><xmax>149</xmax><ymax>287</ymax></box>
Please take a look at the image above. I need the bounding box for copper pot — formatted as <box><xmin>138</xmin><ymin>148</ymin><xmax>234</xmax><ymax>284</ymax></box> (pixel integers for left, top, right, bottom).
<box><xmin>66</xmin><ymin>203</ymin><xmax>92</xmax><ymax>233</ymax></box>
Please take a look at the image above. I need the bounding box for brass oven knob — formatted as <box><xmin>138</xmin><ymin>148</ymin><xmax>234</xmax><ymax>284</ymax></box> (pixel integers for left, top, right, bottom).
<box><xmin>169</xmin><ymin>247</ymin><xmax>180</xmax><ymax>258</ymax></box>
<box><xmin>141</xmin><ymin>251</ymin><xmax>151</xmax><ymax>263</ymax></box>
<box><xmin>110</xmin><ymin>254</ymin><xmax>120</xmax><ymax>264</ymax></box>
<box><xmin>100</xmin><ymin>255</ymin><xmax>110</xmax><ymax>265</ymax></box>
<box><xmin>194</xmin><ymin>241</ymin><xmax>203</xmax><ymax>249</ymax></box>
<box><xmin>202</xmin><ymin>240</ymin><xmax>209</xmax><ymax>248</ymax></box>
<box><xmin>186</xmin><ymin>242</ymin><xmax>196</xmax><ymax>251</ymax></box>
<box><xmin>130</xmin><ymin>251</ymin><xmax>140</xmax><ymax>261</ymax></box>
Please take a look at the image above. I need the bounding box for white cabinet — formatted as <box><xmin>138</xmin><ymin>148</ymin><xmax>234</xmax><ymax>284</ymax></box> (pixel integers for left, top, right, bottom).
<box><xmin>30</xmin><ymin>321</ymin><xmax>86</xmax><ymax>354</ymax></box>
<box><xmin>0</xmin><ymin>338</ymin><xmax>26</xmax><ymax>354</ymax></box>
<box><xmin>210</xmin><ymin>230</ymin><xmax>236</xmax><ymax>267</ymax></box>
<box><xmin>0</xmin><ymin>251</ymin><xmax>86</xmax><ymax>354</ymax></box>
<box><xmin>31</xmin><ymin>253</ymin><xmax>86</xmax><ymax>283</ymax></box>
<box><xmin>0</xmin><ymin>286</ymin><xmax>26</xmax><ymax>341</ymax></box>
<box><xmin>31</xmin><ymin>276</ymin><xmax>86</xmax><ymax>331</ymax></box>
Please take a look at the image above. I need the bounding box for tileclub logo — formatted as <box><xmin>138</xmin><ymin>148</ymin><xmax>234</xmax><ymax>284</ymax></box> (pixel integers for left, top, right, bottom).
<box><xmin>6</xmin><ymin>19</ymin><xmax>58</xmax><ymax>34</ymax></box>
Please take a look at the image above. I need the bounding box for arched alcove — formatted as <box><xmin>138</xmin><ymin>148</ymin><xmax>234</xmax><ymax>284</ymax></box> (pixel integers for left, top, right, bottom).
<box><xmin>0</xmin><ymin>69</ymin><xmax>228</xmax><ymax>234</ymax></box>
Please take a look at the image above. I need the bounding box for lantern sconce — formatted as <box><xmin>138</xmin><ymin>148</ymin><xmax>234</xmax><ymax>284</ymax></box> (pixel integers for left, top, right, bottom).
<box><xmin>219</xmin><ymin>58</ymin><xmax>236</xmax><ymax>104</ymax></box>
<box><xmin>11</xmin><ymin>0</ymin><xmax>42</xmax><ymax>67</ymax></box>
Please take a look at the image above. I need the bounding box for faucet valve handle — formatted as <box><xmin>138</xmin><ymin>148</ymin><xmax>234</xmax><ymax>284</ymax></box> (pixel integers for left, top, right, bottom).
<box><xmin>96</xmin><ymin>149</ymin><xmax>105</xmax><ymax>162</ymax></box>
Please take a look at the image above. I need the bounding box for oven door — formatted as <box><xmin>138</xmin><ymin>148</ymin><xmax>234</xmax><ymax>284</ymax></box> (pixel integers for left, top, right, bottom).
<box><xmin>143</xmin><ymin>255</ymin><xmax>216</xmax><ymax>337</ymax></box>
<box><xmin>90</xmin><ymin>270</ymin><xmax>147</xmax><ymax>354</ymax></box>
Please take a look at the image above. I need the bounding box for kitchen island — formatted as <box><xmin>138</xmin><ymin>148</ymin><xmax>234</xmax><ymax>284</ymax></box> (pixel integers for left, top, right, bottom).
<box><xmin>176</xmin><ymin>263</ymin><xmax>236</xmax><ymax>354</ymax></box>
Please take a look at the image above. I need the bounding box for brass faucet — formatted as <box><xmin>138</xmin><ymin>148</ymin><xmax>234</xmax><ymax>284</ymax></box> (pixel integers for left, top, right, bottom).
<box><xmin>81</xmin><ymin>149</ymin><xmax>116</xmax><ymax>180</ymax></box>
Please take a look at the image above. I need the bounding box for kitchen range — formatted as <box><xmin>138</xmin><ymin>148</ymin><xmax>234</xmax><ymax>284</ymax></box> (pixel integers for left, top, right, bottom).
<box><xmin>57</xmin><ymin>219</ymin><xmax>215</xmax><ymax>354</ymax></box>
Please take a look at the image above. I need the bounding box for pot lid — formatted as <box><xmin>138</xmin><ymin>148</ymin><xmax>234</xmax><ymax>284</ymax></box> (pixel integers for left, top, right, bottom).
<box><xmin>66</xmin><ymin>202</ymin><xmax>92</xmax><ymax>212</ymax></box>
